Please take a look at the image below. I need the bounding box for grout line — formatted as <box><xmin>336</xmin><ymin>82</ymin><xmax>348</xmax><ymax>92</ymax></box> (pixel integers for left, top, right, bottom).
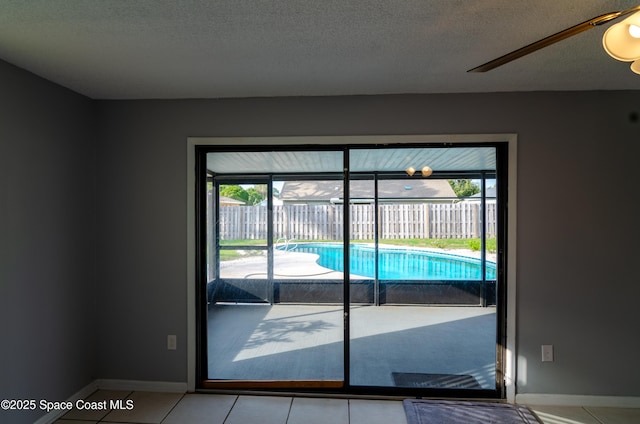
<box><xmin>284</xmin><ymin>396</ymin><xmax>294</xmax><ymax>424</ymax></box>
<box><xmin>222</xmin><ymin>394</ymin><xmax>240</xmax><ymax>424</ymax></box>
<box><xmin>158</xmin><ymin>392</ymin><xmax>187</xmax><ymax>424</ymax></box>
<box><xmin>583</xmin><ymin>406</ymin><xmax>606</xmax><ymax>424</ymax></box>
<box><xmin>97</xmin><ymin>390</ymin><xmax>134</xmax><ymax>422</ymax></box>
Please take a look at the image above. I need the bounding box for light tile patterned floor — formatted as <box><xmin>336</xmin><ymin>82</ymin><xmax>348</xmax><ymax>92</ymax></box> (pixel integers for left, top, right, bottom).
<box><xmin>55</xmin><ymin>390</ymin><xmax>640</xmax><ymax>424</ymax></box>
<box><xmin>529</xmin><ymin>405</ymin><xmax>640</xmax><ymax>424</ymax></box>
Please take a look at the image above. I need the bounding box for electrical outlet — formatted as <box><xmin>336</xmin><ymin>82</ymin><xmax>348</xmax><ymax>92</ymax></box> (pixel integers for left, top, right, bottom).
<box><xmin>541</xmin><ymin>344</ymin><xmax>554</xmax><ymax>362</ymax></box>
<box><xmin>167</xmin><ymin>335</ymin><xmax>177</xmax><ymax>350</ymax></box>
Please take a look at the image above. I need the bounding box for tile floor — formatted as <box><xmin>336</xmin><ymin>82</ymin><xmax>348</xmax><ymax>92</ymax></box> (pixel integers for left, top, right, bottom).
<box><xmin>54</xmin><ymin>390</ymin><xmax>640</xmax><ymax>424</ymax></box>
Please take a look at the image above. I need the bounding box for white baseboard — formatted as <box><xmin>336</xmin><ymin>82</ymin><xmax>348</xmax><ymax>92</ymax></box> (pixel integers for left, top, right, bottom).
<box><xmin>34</xmin><ymin>380</ymin><xmax>98</xmax><ymax>424</ymax></box>
<box><xmin>516</xmin><ymin>393</ymin><xmax>640</xmax><ymax>408</ymax></box>
<box><xmin>95</xmin><ymin>378</ymin><xmax>188</xmax><ymax>393</ymax></box>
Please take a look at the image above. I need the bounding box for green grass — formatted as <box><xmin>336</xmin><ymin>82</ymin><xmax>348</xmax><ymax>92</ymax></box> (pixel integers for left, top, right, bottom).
<box><xmin>376</xmin><ymin>238</ymin><xmax>470</xmax><ymax>249</ymax></box>
<box><xmin>219</xmin><ymin>250</ymin><xmax>244</xmax><ymax>261</ymax></box>
<box><xmin>219</xmin><ymin>239</ymin><xmax>267</xmax><ymax>246</ymax></box>
<box><xmin>219</xmin><ymin>239</ymin><xmax>267</xmax><ymax>261</ymax></box>
<box><xmin>364</xmin><ymin>238</ymin><xmax>496</xmax><ymax>252</ymax></box>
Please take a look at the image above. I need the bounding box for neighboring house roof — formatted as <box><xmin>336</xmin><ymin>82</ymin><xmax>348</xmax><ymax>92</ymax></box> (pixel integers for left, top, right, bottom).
<box><xmin>279</xmin><ymin>180</ymin><xmax>457</xmax><ymax>202</ymax></box>
<box><xmin>219</xmin><ymin>195</ymin><xmax>245</xmax><ymax>205</ymax></box>
<box><xmin>258</xmin><ymin>196</ymin><xmax>283</xmax><ymax>206</ymax></box>
<box><xmin>471</xmin><ymin>187</ymin><xmax>497</xmax><ymax>198</ymax></box>
<box><xmin>462</xmin><ymin>186</ymin><xmax>497</xmax><ymax>203</ymax></box>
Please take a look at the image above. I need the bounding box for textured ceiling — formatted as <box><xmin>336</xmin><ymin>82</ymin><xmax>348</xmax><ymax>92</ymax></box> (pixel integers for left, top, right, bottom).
<box><xmin>1</xmin><ymin>1</ymin><xmax>639</xmax><ymax>99</ymax></box>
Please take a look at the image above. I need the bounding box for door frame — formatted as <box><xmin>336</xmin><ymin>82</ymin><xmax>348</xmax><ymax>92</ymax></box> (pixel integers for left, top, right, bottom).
<box><xmin>186</xmin><ymin>134</ymin><xmax>518</xmax><ymax>401</ymax></box>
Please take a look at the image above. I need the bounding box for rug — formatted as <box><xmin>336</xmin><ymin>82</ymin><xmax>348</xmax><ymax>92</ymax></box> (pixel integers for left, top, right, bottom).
<box><xmin>392</xmin><ymin>372</ymin><xmax>482</xmax><ymax>389</ymax></box>
<box><xmin>403</xmin><ymin>400</ymin><xmax>541</xmax><ymax>424</ymax></box>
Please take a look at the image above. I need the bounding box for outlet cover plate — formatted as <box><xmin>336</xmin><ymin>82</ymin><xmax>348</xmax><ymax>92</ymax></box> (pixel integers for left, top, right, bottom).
<box><xmin>541</xmin><ymin>344</ymin><xmax>553</xmax><ymax>362</ymax></box>
<box><xmin>167</xmin><ymin>335</ymin><xmax>177</xmax><ymax>350</ymax></box>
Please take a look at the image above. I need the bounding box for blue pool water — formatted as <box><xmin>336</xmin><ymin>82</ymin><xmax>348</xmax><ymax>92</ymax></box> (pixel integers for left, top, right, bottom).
<box><xmin>286</xmin><ymin>244</ymin><xmax>496</xmax><ymax>280</ymax></box>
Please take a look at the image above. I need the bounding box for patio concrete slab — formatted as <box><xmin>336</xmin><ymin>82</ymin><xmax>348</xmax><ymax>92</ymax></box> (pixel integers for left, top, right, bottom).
<box><xmin>207</xmin><ymin>304</ymin><xmax>496</xmax><ymax>388</ymax></box>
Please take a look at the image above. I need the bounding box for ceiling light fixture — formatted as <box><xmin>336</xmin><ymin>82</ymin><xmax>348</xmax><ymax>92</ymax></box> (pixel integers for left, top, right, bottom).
<box><xmin>629</xmin><ymin>24</ymin><xmax>640</xmax><ymax>38</ymax></box>
<box><xmin>405</xmin><ymin>166</ymin><xmax>433</xmax><ymax>177</ymax></box>
<box><xmin>469</xmin><ymin>4</ymin><xmax>640</xmax><ymax>73</ymax></box>
<box><xmin>603</xmin><ymin>10</ymin><xmax>640</xmax><ymax>74</ymax></box>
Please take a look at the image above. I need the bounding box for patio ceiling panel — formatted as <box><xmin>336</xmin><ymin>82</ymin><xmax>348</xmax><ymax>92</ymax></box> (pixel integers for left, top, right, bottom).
<box><xmin>350</xmin><ymin>147</ymin><xmax>496</xmax><ymax>172</ymax></box>
<box><xmin>207</xmin><ymin>150</ymin><xmax>344</xmax><ymax>174</ymax></box>
<box><xmin>207</xmin><ymin>146</ymin><xmax>496</xmax><ymax>174</ymax></box>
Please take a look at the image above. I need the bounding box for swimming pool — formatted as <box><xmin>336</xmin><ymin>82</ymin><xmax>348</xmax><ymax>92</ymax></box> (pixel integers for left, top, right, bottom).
<box><xmin>286</xmin><ymin>243</ymin><xmax>496</xmax><ymax>280</ymax></box>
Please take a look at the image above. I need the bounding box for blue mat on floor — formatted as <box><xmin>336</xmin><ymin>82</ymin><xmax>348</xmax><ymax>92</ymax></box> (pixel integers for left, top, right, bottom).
<box><xmin>403</xmin><ymin>400</ymin><xmax>541</xmax><ymax>424</ymax></box>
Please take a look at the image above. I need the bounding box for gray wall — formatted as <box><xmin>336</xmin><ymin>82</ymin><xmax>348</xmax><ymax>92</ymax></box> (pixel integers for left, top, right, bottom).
<box><xmin>95</xmin><ymin>93</ymin><xmax>640</xmax><ymax>396</ymax></box>
<box><xmin>0</xmin><ymin>60</ymin><xmax>96</xmax><ymax>423</ymax></box>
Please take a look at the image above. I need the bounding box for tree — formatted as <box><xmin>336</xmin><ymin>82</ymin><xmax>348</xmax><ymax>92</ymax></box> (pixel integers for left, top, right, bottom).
<box><xmin>219</xmin><ymin>185</ymin><xmax>249</xmax><ymax>203</ymax></box>
<box><xmin>448</xmin><ymin>179</ymin><xmax>480</xmax><ymax>197</ymax></box>
<box><xmin>245</xmin><ymin>187</ymin><xmax>264</xmax><ymax>205</ymax></box>
<box><xmin>219</xmin><ymin>184</ymin><xmax>265</xmax><ymax>205</ymax></box>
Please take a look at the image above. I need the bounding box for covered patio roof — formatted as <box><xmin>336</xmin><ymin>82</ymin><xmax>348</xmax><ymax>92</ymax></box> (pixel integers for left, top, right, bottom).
<box><xmin>207</xmin><ymin>145</ymin><xmax>497</xmax><ymax>175</ymax></box>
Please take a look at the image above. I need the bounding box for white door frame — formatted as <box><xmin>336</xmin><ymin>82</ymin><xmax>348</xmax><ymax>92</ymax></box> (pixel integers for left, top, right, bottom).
<box><xmin>186</xmin><ymin>134</ymin><xmax>518</xmax><ymax>401</ymax></box>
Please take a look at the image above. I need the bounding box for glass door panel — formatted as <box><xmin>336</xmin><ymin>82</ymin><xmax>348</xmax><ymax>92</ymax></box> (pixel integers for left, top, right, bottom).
<box><xmin>349</xmin><ymin>148</ymin><xmax>498</xmax><ymax>393</ymax></box>
<box><xmin>205</xmin><ymin>160</ymin><xmax>345</xmax><ymax>386</ymax></box>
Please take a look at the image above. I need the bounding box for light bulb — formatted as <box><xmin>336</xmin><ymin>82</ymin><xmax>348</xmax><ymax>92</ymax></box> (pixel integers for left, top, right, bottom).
<box><xmin>629</xmin><ymin>24</ymin><xmax>640</xmax><ymax>38</ymax></box>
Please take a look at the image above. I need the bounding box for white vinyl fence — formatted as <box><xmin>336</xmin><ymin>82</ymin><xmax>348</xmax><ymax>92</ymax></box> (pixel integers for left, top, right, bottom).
<box><xmin>216</xmin><ymin>203</ymin><xmax>496</xmax><ymax>240</ymax></box>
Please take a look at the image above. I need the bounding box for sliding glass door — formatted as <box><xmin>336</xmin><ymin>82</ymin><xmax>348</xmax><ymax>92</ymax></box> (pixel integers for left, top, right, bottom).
<box><xmin>197</xmin><ymin>143</ymin><xmax>505</xmax><ymax>396</ymax></box>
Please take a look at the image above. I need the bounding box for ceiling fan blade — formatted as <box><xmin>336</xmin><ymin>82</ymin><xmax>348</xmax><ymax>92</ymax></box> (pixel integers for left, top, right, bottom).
<box><xmin>467</xmin><ymin>11</ymin><xmax>624</xmax><ymax>72</ymax></box>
